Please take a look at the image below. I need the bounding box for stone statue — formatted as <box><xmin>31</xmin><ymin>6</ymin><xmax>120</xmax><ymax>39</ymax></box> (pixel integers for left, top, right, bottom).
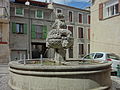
<box><xmin>46</xmin><ymin>13</ymin><xmax>74</xmax><ymax>62</ymax></box>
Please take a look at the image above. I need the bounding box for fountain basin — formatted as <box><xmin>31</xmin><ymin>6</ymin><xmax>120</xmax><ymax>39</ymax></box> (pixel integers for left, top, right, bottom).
<box><xmin>9</xmin><ymin>60</ymin><xmax>112</xmax><ymax>90</ymax></box>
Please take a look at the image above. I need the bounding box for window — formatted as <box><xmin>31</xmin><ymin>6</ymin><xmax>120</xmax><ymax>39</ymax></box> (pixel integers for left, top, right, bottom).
<box><xmin>83</xmin><ymin>53</ymin><xmax>95</xmax><ymax>59</ymax></box>
<box><xmin>69</xmin><ymin>46</ymin><xmax>73</xmax><ymax>58</ymax></box>
<box><xmin>79</xmin><ymin>44</ymin><xmax>84</xmax><ymax>55</ymax></box>
<box><xmin>87</xmin><ymin>15</ymin><xmax>90</xmax><ymax>24</ymax></box>
<box><xmin>78</xmin><ymin>13</ymin><xmax>83</xmax><ymax>23</ymax></box>
<box><xmin>12</xmin><ymin>22</ymin><xmax>27</xmax><ymax>34</ymax></box>
<box><xmin>68</xmin><ymin>26</ymin><xmax>73</xmax><ymax>36</ymax></box>
<box><xmin>15</xmin><ymin>7</ymin><xmax>24</xmax><ymax>16</ymax></box>
<box><xmin>104</xmin><ymin>0</ymin><xmax>119</xmax><ymax>18</ymax></box>
<box><xmin>94</xmin><ymin>53</ymin><xmax>103</xmax><ymax>59</ymax></box>
<box><xmin>31</xmin><ymin>25</ymin><xmax>47</xmax><ymax>39</ymax></box>
<box><xmin>69</xmin><ymin>11</ymin><xmax>73</xmax><ymax>22</ymax></box>
<box><xmin>78</xmin><ymin>27</ymin><xmax>84</xmax><ymax>38</ymax></box>
<box><xmin>88</xmin><ymin>28</ymin><xmax>90</xmax><ymax>40</ymax></box>
<box><xmin>16</xmin><ymin>24</ymin><xmax>24</xmax><ymax>33</ymax></box>
<box><xmin>88</xmin><ymin>44</ymin><xmax>90</xmax><ymax>54</ymax></box>
<box><xmin>36</xmin><ymin>10</ymin><xmax>43</xmax><ymax>19</ymax></box>
<box><xmin>56</xmin><ymin>8</ymin><xmax>63</xmax><ymax>14</ymax></box>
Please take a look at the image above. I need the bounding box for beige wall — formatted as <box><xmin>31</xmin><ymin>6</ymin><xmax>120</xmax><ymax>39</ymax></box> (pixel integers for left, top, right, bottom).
<box><xmin>0</xmin><ymin>24</ymin><xmax>10</xmax><ymax>63</ymax></box>
<box><xmin>0</xmin><ymin>0</ymin><xmax>10</xmax><ymax>63</ymax></box>
<box><xmin>91</xmin><ymin>0</ymin><xmax>120</xmax><ymax>55</ymax></box>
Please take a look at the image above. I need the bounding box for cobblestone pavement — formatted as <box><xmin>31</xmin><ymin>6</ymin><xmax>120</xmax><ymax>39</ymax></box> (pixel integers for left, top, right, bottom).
<box><xmin>0</xmin><ymin>64</ymin><xmax>12</xmax><ymax>90</ymax></box>
<box><xmin>0</xmin><ymin>74</ymin><xmax>11</xmax><ymax>90</ymax></box>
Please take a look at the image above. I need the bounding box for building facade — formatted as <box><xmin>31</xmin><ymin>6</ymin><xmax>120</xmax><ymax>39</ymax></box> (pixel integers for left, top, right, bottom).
<box><xmin>10</xmin><ymin>0</ymin><xmax>53</xmax><ymax>60</ymax></box>
<box><xmin>0</xmin><ymin>0</ymin><xmax>90</xmax><ymax>63</ymax></box>
<box><xmin>91</xmin><ymin>0</ymin><xmax>120</xmax><ymax>55</ymax></box>
<box><xmin>52</xmin><ymin>3</ymin><xmax>90</xmax><ymax>60</ymax></box>
<box><xmin>0</xmin><ymin>0</ymin><xmax>10</xmax><ymax>63</ymax></box>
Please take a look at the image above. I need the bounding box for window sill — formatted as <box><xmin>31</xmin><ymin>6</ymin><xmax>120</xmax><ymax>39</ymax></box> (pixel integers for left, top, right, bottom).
<box><xmin>102</xmin><ymin>14</ymin><xmax>120</xmax><ymax>20</ymax></box>
<box><xmin>16</xmin><ymin>32</ymin><xmax>24</xmax><ymax>34</ymax></box>
<box><xmin>15</xmin><ymin>14</ymin><xmax>24</xmax><ymax>17</ymax></box>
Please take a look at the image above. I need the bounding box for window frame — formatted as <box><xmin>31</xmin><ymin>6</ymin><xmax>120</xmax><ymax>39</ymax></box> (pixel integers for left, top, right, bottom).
<box><xmin>15</xmin><ymin>7</ymin><xmax>24</xmax><ymax>16</ymax></box>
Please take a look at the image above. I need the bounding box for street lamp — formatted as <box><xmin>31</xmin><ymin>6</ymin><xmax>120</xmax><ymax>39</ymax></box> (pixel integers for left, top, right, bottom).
<box><xmin>25</xmin><ymin>0</ymin><xmax>31</xmax><ymax>59</ymax></box>
<box><xmin>25</xmin><ymin>0</ymin><xmax>30</xmax><ymax>5</ymax></box>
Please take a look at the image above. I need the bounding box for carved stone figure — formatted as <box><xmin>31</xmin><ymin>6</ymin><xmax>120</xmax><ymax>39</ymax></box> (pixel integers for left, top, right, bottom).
<box><xmin>46</xmin><ymin>13</ymin><xmax>74</xmax><ymax>62</ymax></box>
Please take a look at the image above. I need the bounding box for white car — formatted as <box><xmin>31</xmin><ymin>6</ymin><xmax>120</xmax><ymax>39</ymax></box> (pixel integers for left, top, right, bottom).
<box><xmin>82</xmin><ymin>52</ymin><xmax>120</xmax><ymax>72</ymax></box>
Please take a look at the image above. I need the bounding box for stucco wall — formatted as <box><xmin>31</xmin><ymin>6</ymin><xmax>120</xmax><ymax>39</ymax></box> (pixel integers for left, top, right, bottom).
<box><xmin>91</xmin><ymin>0</ymin><xmax>120</xmax><ymax>55</ymax></box>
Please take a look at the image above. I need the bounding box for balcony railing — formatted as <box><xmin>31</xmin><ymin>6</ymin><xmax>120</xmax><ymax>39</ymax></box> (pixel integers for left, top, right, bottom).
<box><xmin>0</xmin><ymin>6</ymin><xmax>9</xmax><ymax>23</ymax></box>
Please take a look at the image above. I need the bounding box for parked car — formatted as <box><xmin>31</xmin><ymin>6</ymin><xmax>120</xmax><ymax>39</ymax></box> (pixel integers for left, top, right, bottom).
<box><xmin>82</xmin><ymin>52</ymin><xmax>120</xmax><ymax>72</ymax></box>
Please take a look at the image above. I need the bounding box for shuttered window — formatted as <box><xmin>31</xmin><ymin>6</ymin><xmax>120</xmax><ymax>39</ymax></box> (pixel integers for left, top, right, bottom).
<box><xmin>15</xmin><ymin>7</ymin><xmax>24</xmax><ymax>16</ymax></box>
<box><xmin>12</xmin><ymin>22</ymin><xmax>27</xmax><ymax>34</ymax></box>
<box><xmin>99</xmin><ymin>3</ymin><xmax>103</xmax><ymax>20</ymax></box>
<box><xmin>31</xmin><ymin>25</ymin><xmax>47</xmax><ymax>39</ymax></box>
<box><xmin>36</xmin><ymin>10</ymin><xmax>43</xmax><ymax>18</ymax></box>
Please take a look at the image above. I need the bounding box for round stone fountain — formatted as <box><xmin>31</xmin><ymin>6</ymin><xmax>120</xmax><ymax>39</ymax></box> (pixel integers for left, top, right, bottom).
<box><xmin>9</xmin><ymin>13</ymin><xmax>112</xmax><ymax>90</ymax></box>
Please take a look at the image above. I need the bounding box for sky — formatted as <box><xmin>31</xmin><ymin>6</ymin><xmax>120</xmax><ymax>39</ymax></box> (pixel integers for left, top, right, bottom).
<box><xmin>37</xmin><ymin>0</ymin><xmax>91</xmax><ymax>9</ymax></box>
<box><xmin>10</xmin><ymin>0</ymin><xmax>91</xmax><ymax>9</ymax></box>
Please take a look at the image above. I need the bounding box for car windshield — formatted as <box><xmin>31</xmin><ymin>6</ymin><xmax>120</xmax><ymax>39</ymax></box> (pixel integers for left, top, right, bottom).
<box><xmin>83</xmin><ymin>53</ymin><xmax>95</xmax><ymax>59</ymax></box>
<box><xmin>106</xmin><ymin>53</ymin><xmax>120</xmax><ymax>60</ymax></box>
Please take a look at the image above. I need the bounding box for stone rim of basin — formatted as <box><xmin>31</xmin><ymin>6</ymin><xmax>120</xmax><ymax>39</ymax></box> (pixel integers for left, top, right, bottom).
<box><xmin>9</xmin><ymin>60</ymin><xmax>112</xmax><ymax>71</ymax></box>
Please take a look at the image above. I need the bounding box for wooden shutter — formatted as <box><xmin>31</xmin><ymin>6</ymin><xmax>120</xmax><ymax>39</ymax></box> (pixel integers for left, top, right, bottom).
<box><xmin>42</xmin><ymin>26</ymin><xmax>47</xmax><ymax>39</ymax></box>
<box><xmin>119</xmin><ymin>0</ymin><xmax>120</xmax><ymax>12</ymax></box>
<box><xmin>24</xmin><ymin>24</ymin><xmax>27</xmax><ymax>34</ymax></box>
<box><xmin>99</xmin><ymin>3</ymin><xmax>103</xmax><ymax>20</ymax></box>
<box><xmin>12</xmin><ymin>22</ymin><xmax>16</xmax><ymax>33</ymax></box>
<box><xmin>31</xmin><ymin>24</ymin><xmax>36</xmax><ymax>39</ymax></box>
<box><xmin>88</xmin><ymin>15</ymin><xmax>90</xmax><ymax>24</ymax></box>
<box><xmin>37</xmin><ymin>10</ymin><xmax>43</xmax><ymax>18</ymax></box>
